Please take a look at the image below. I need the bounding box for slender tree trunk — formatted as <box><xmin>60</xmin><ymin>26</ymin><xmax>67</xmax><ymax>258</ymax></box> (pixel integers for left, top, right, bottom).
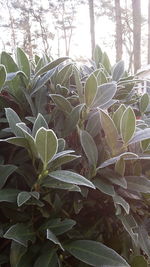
<box><xmin>88</xmin><ymin>0</ymin><xmax>95</xmax><ymax>59</ymax></box>
<box><xmin>6</xmin><ymin>0</ymin><xmax>16</xmax><ymax>52</ymax></box>
<box><xmin>115</xmin><ymin>0</ymin><xmax>123</xmax><ymax>61</ymax></box>
<box><xmin>148</xmin><ymin>0</ymin><xmax>150</xmax><ymax>64</ymax></box>
<box><xmin>132</xmin><ymin>0</ymin><xmax>141</xmax><ymax>73</ymax></box>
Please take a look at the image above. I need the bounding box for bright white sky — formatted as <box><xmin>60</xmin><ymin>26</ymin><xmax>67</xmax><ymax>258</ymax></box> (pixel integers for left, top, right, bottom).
<box><xmin>0</xmin><ymin>0</ymin><xmax>149</xmax><ymax>67</ymax></box>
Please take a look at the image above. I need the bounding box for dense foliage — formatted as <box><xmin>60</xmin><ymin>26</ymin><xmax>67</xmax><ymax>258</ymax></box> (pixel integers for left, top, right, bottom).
<box><xmin>0</xmin><ymin>45</ymin><xmax>150</xmax><ymax>266</ymax></box>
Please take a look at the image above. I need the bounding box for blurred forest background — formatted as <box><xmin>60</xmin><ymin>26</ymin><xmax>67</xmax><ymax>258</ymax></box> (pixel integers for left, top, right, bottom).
<box><xmin>0</xmin><ymin>0</ymin><xmax>149</xmax><ymax>73</ymax></box>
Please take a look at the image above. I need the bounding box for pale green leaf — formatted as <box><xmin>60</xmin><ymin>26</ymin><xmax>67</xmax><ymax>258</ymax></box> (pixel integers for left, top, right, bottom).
<box><xmin>113</xmin><ymin>193</ymin><xmax>130</xmax><ymax>214</ymax></box>
<box><xmin>119</xmin><ymin>214</ymin><xmax>138</xmax><ymax>244</ymax></box>
<box><xmin>65</xmin><ymin>240</ymin><xmax>130</xmax><ymax>267</ymax></box>
<box><xmin>10</xmin><ymin>241</ymin><xmax>27</xmax><ymax>267</ymax></box>
<box><xmin>97</xmin><ymin>152</ymin><xmax>138</xmax><ymax>169</ymax></box>
<box><xmin>115</xmin><ymin>158</ymin><xmax>125</xmax><ymax>176</ymax></box>
<box><xmin>0</xmin><ymin>64</ymin><xmax>6</xmax><ymax>91</ymax></box>
<box><xmin>42</xmin><ymin>176</ymin><xmax>81</xmax><ymax>192</ymax></box>
<box><xmin>93</xmin><ymin>178</ymin><xmax>115</xmax><ymax>196</ymax></box>
<box><xmin>73</xmin><ymin>66</ymin><xmax>84</xmax><ymax>102</ymax></box>
<box><xmin>34</xmin><ymin>249</ymin><xmax>59</xmax><ymax>267</ymax></box>
<box><xmin>47</xmin><ymin>229</ymin><xmax>64</xmax><ymax>250</ymax></box>
<box><xmin>112</xmin><ymin>104</ymin><xmax>126</xmax><ymax>133</ymax></box>
<box><xmin>0</xmin><ymin>165</ymin><xmax>17</xmax><ymax>189</ymax></box>
<box><xmin>92</xmin><ymin>82</ymin><xmax>117</xmax><ymax>108</ymax></box>
<box><xmin>35</xmin><ymin>57</ymin><xmax>68</xmax><ymax>77</ymax></box>
<box><xmin>50</xmin><ymin>94</ymin><xmax>72</xmax><ymax>113</ymax></box>
<box><xmin>99</xmin><ymin>109</ymin><xmax>119</xmax><ymax>154</ymax></box>
<box><xmin>48</xmin><ymin>170</ymin><xmax>95</xmax><ymax>189</ymax></box>
<box><xmin>16</xmin><ymin>123</ymin><xmax>38</xmax><ymax>158</ymax></box>
<box><xmin>125</xmin><ymin>176</ymin><xmax>150</xmax><ymax>193</ymax></box>
<box><xmin>35</xmin><ymin>127</ymin><xmax>58</xmax><ymax>168</ymax></box>
<box><xmin>85</xmin><ymin>73</ymin><xmax>97</xmax><ymax>107</ymax></box>
<box><xmin>32</xmin><ymin>113</ymin><xmax>48</xmax><ymax>137</ymax></box>
<box><xmin>40</xmin><ymin>218</ymin><xmax>76</xmax><ymax>236</ymax></box>
<box><xmin>112</xmin><ymin>60</ymin><xmax>124</xmax><ymax>81</ymax></box>
<box><xmin>17</xmin><ymin>192</ymin><xmax>31</xmax><ymax>207</ymax></box>
<box><xmin>5</xmin><ymin>108</ymin><xmax>23</xmax><ymax>137</ymax></box>
<box><xmin>129</xmin><ymin>128</ymin><xmax>150</xmax><ymax>144</ymax></box>
<box><xmin>80</xmin><ymin>130</ymin><xmax>98</xmax><ymax>166</ymax></box>
<box><xmin>4</xmin><ymin>223</ymin><xmax>35</xmax><ymax>247</ymax></box>
<box><xmin>94</xmin><ymin>45</ymin><xmax>103</xmax><ymax>68</ymax></box>
<box><xmin>16</xmin><ymin>47</ymin><xmax>30</xmax><ymax>79</ymax></box>
<box><xmin>0</xmin><ymin>189</ymin><xmax>20</xmax><ymax>203</ymax></box>
<box><xmin>121</xmin><ymin>107</ymin><xmax>136</xmax><ymax>144</ymax></box>
<box><xmin>140</xmin><ymin>93</ymin><xmax>149</xmax><ymax>113</ymax></box>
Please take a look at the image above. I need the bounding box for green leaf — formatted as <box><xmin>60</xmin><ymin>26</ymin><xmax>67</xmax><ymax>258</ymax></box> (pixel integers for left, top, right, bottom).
<box><xmin>58</xmin><ymin>138</ymin><xmax>66</xmax><ymax>152</ymax></box>
<box><xmin>94</xmin><ymin>45</ymin><xmax>103</xmax><ymax>68</ymax></box>
<box><xmin>48</xmin><ymin>170</ymin><xmax>95</xmax><ymax>189</ymax></box>
<box><xmin>32</xmin><ymin>68</ymin><xmax>56</xmax><ymax>94</ymax></box>
<box><xmin>34</xmin><ymin>249</ymin><xmax>59</xmax><ymax>267</ymax></box>
<box><xmin>56</xmin><ymin>63</ymin><xmax>73</xmax><ymax>86</ymax></box>
<box><xmin>47</xmin><ymin>229</ymin><xmax>64</xmax><ymax>250</ymax></box>
<box><xmin>0</xmin><ymin>64</ymin><xmax>6</xmax><ymax>91</ymax></box>
<box><xmin>137</xmin><ymin>225</ymin><xmax>150</xmax><ymax>258</ymax></box>
<box><xmin>93</xmin><ymin>178</ymin><xmax>115</xmax><ymax>196</ymax></box>
<box><xmin>32</xmin><ymin>113</ymin><xmax>48</xmax><ymax>137</ymax></box>
<box><xmin>4</xmin><ymin>223</ymin><xmax>35</xmax><ymax>247</ymax></box>
<box><xmin>92</xmin><ymin>82</ymin><xmax>117</xmax><ymax>108</ymax></box>
<box><xmin>17</xmin><ymin>192</ymin><xmax>31</xmax><ymax>207</ymax></box>
<box><xmin>112</xmin><ymin>60</ymin><xmax>124</xmax><ymax>81</ymax></box>
<box><xmin>112</xmin><ymin>104</ymin><xmax>126</xmax><ymax>133</ymax></box>
<box><xmin>16</xmin><ymin>123</ymin><xmax>38</xmax><ymax>158</ymax></box>
<box><xmin>5</xmin><ymin>108</ymin><xmax>23</xmax><ymax>137</ymax></box>
<box><xmin>50</xmin><ymin>94</ymin><xmax>72</xmax><ymax>113</ymax></box>
<box><xmin>125</xmin><ymin>176</ymin><xmax>150</xmax><ymax>193</ymax></box>
<box><xmin>64</xmin><ymin>104</ymin><xmax>85</xmax><ymax>135</ymax></box>
<box><xmin>85</xmin><ymin>73</ymin><xmax>97</xmax><ymax>107</ymax></box>
<box><xmin>97</xmin><ymin>152</ymin><xmax>138</xmax><ymax>169</ymax></box>
<box><xmin>50</xmin><ymin>154</ymin><xmax>80</xmax><ymax>169</ymax></box>
<box><xmin>0</xmin><ymin>165</ymin><xmax>17</xmax><ymax>189</ymax></box>
<box><xmin>42</xmin><ymin>176</ymin><xmax>81</xmax><ymax>192</ymax></box>
<box><xmin>40</xmin><ymin>218</ymin><xmax>76</xmax><ymax>236</ymax></box>
<box><xmin>107</xmin><ymin>176</ymin><xmax>127</xmax><ymax>189</ymax></box>
<box><xmin>115</xmin><ymin>158</ymin><xmax>125</xmax><ymax>176</ymax></box>
<box><xmin>0</xmin><ymin>189</ymin><xmax>20</xmax><ymax>203</ymax></box>
<box><xmin>4</xmin><ymin>137</ymin><xmax>29</xmax><ymax>149</ymax></box>
<box><xmin>10</xmin><ymin>241</ymin><xmax>27</xmax><ymax>267</ymax></box>
<box><xmin>35</xmin><ymin>57</ymin><xmax>68</xmax><ymax>77</ymax></box>
<box><xmin>96</xmin><ymin>70</ymin><xmax>107</xmax><ymax>85</ymax></box>
<box><xmin>35</xmin><ymin>127</ymin><xmax>58</xmax><ymax>168</ymax></box>
<box><xmin>1</xmin><ymin>51</ymin><xmax>18</xmax><ymax>73</ymax></box>
<box><xmin>65</xmin><ymin>240</ymin><xmax>130</xmax><ymax>267</ymax></box>
<box><xmin>73</xmin><ymin>66</ymin><xmax>84</xmax><ymax>102</ymax></box>
<box><xmin>86</xmin><ymin>111</ymin><xmax>101</xmax><ymax>137</ymax></box>
<box><xmin>99</xmin><ymin>109</ymin><xmax>119</xmax><ymax>154</ymax></box>
<box><xmin>119</xmin><ymin>214</ymin><xmax>138</xmax><ymax>244</ymax></box>
<box><xmin>131</xmin><ymin>256</ymin><xmax>148</xmax><ymax>267</ymax></box>
<box><xmin>121</xmin><ymin>107</ymin><xmax>136</xmax><ymax>144</ymax></box>
<box><xmin>80</xmin><ymin>130</ymin><xmax>98</xmax><ymax>166</ymax></box>
<box><xmin>113</xmin><ymin>193</ymin><xmax>130</xmax><ymax>214</ymax></box>
<box><xmin>129</xmin><ymin>128</ymin><xmax>150</xmax><ymax>144</ymax></box>
<box><xmin>140</xmin><ymin>93</ymin><xmax>149</xmax><ymax>113</ymax></box>
<box><xmin>16</xmin><ymin>47</ymin><xmax>30</xmax><ymax>79</ymax></box>
<box><xmin>102</xmin><ymin>52</ymin><xmax>111</xmax><ymax>74</ymax></box>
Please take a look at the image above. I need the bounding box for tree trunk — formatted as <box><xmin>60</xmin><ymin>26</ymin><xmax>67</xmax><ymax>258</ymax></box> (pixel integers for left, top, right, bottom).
<box><xmin>6</xmin><ymin>0</ymin><xmax>16</xmax><ymax>52</ymax></box>
<box><xmin>88</xmin><ymin>0</ymin><xmax>95</xmax><ymax>59</ymax></box>
<box><xmin>148</xmin><ymin>0</ymin><xmax>150</xmax><ymax>64</ymax></box>
<box><xmin>115</xmin><ymin>0</ymin><xmax>123</xmax><ymax>61</ymax></box>
<box><xmin>132</xmin><ymin>0</ymin><xmax>141</xmax><ymax>73</ymax></box>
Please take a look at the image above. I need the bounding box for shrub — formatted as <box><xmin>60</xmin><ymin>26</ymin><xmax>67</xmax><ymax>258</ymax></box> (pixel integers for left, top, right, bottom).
<box><xmin>0</xmin><ymin>46</ymin><xmax>149</xmax><ymax>266</ymax></box>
